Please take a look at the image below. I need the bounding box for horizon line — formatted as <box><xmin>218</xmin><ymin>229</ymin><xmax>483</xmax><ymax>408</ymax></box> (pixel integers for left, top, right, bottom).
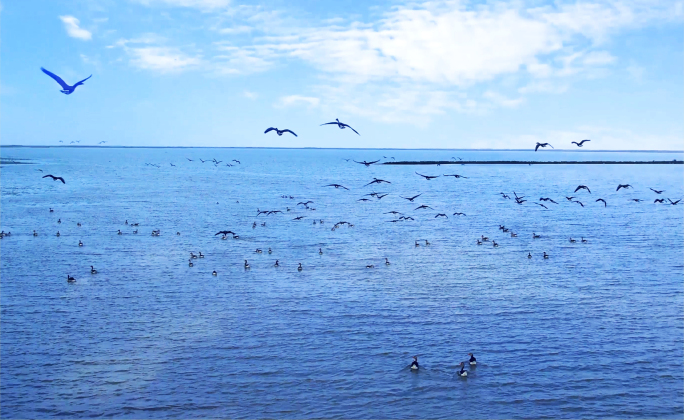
<box><xmin>1</xmin><ymin>145</ymin><xmax>683</xmax><ymax>153</ymax></box>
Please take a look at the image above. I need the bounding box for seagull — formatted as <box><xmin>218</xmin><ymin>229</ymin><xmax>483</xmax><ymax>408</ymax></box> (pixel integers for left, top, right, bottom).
<box><xmin>364</xmin><ymin>178</ymin><xmax>391</xmax><ymax>187</ymax></box>
<box><xmin>535</xmin><ymin>142</ymin><xmax>554</xmax><ymax>151</ymax></box>
<box><xmin>325</xmin><ymin>184</ymin><xmax>349</xmax><ymax>190</ymax></box>
<box><xmin>42</xmin><ymin>174</ymin><xmax>65</xmax><ymax>184</ymax></box>
<box><xmin>41</xmin><ymin>67</ymin><xmax>92</xmax><ymax>95</ymax></box>
<box><xmin>320</xmin><ymin>118</ymin><xmax>359</xmax><ymax>135</ymax></box>
<box><xmin>572</xmin><ymin>139</ymin><xmax>591</xmax><ymax>147</ymax></box>
<box><xmin>401</xmin><ymin>194</ymin><xmax>422</xmax><ymax>202</ymax></box>
<box><xmin>265</xmin><ymin>127</ymin><xmax>297</xmax><ymax>137</ymax></box>
<box><xmin>435</xmin><ymin>213</ymin><xmax>448</xmax><ymax>218</ymax></box>
<box><xmin>596</xmin><ymin>198</ymin><xmax>607</xmax><ymax>207</ymax></box>
<box><xmin>616</xmin><ymin>184</ymin><xmax>632</xmax><ymax>191</ymax></box>
<box><xmin>649</xmin><ymin>188</ymin><xmax>664</xmax><ymax>194</ymax></box>
<box><xmin>443</xmin><ymin>174</ymin><xmax>468</xmax><ymax>179</ymax></box>
<box><xmin>453</xmin><ymin>212</ymin><xmax>466</xmax><ymax>216</ymax></box>
<box><xmin>415</xmin><ymin>172</ymin><xmax>439</xmax><ymax>180</ymax></box>
<box><xmin>574</xmin><ymin>185</ymin><xmax>591</xmax><ymax>193</ymax></box>
<box><xmin>353</xmin><ymin>160</ymin><xmax>380</xmax><ymax>167</ymax></box>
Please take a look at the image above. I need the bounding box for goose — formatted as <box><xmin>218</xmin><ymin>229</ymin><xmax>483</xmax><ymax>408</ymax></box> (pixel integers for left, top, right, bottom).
<box><xmin>492</xmin><ymin>241</ymin><xmax>499</xmax><ymax>247</ymax></box>
<box><xmin>125</xmin><ymin>220</ymin><xmax>128</xmax><ymax>225</ymax></box>
<box><xmin>274</xmin><ymin>260</ymin><xmax>280</xmax><ymax>267</ymax></box>
<box><xmin>33</xmin><ymin>230</ymin><xmax>38</xmax><ymax>236</ymax></box>
<box><xmin>67</xmin><ymin>275</ymin><xmax>76</xmax><ymax>283</ymax></box>
<box><xmin>527</xmin><ymin>252</ymin><xmax>532</xmax><ymax>259</ymax></box>
<box><xmin>476</xmin><ymin>239</ymin><xmax>482</xmax><ymax>245</ymax></box>
<box><xmin>221</xmin><ymin>234</ymin><xmax>227</xmax><ymax>240</ymax></box>
<box><xmin>41</xmin><ymin>67</ymin><xmax>91</xmax><ymax>95</ymax></box>
<box><xmin>297</xmin><ymin>263</ymin><xmax>303</xmax><ymax>271</ymax></box>
<box><xmin>176</xmin><ymin>232</ymin><xmax>181</xmax><ymax>236</ymax></box>
<box><xmin>366</xmin><ymin>264</ymin><xmax>374</xmax><ymax>268</ymax></box>
<box><xmin>481</xmin><ymin>236</ymin><xmax>489</xmax><ymax>241</ymax></box>
<box><xmin>425</xmin><ymin>240</ymin><xmax>430</xmax><ymax>246</ymax></box>
<box><xmin>569</xmin><ymin>238</ymin><xmax>576</xmax><ymax>243</ymax></box>
<box><xmin>90</xmin><ymin>266</ymin><xmax>97</xmax><ymax>274</ymax></box>
<box><xmin>415</xmin><ymin>240</ymin><xmax>420</xmax><ymax>247</ymax></box>
<box><xmin>456</xmin><ymin>362</ymin><xmax>468</xmax><ymax>377</ymax></box>
<box><xmin>58</xmin><ymin>219</ymin><xmax>62</xmax><ymax>224</ymax></box>
<box><xmin>50</xmin><ymin>208</ymin><xmax>54</xmax><ymax>212</ymax></box>
<box><xmin>268</xmin><ymin>248</ymin><xmax>272</xmax><ymax>254</ymax></box>
<box><xmin>190</xmin><ymin>252</ymin><xmax>198</xmax><ymax>259</ymax></box>
<box><xmin>511</xmin><ymin>232</ymin><xmax>517</xmax><ymax>237</ymax></box>
<box><xmin>77</xmin><ymin>222</ymin><xmax>82</xmax><ymax>227</ymax></box>
<box><xmin>79</xmin><ymin>240</ymin><xmax>83</xmax><ymax>247</ymax></box>
<box><xmin>319</xmin><ymin>248</ymin><xmax>323</xmax><ymax>255</ymax></box>
<box><xmin>385</xmin><ymin>258</ymin><xmax>390</xmax><ymax>265</ymax></box>
<box><xmin>244</xmin><ymin>260</ymin><xmax>250</xmax><ymax>269</ymax></box>
<box><xmin>255</xmin><ymin>249</ymin><xmax>263</xmax><ymax>254</ymax></box>
<box><xmin>133</xmin><ymin>229</ymin><xmax>138</xmax><ymax>234</ymax></box>
<box><xmin>533</xmin><ymin>233</ymin><xmax>541</xmax><ymax>239</ymax></box>
<box><xmin>410</xmin><ymin>356</ymin><xmax>419</xmax><ymax>370</ymax></box>
<box><xmin>188</xmin><ymin>259</ymin><xmax>194</xmax><ymax>267</ymax></box>
<box><xmin>212</xmin><ymin>270</ymin><xmax>217</xmax><ymax>276</ymax></box>
<box><xmin>56</xmin><ymin>231</ymin><xmax>60</xmax><ymax>237</ymax></box>
<box><xmin>543</xmin><ymin>252</ymin><xmax>549</xmax><ymax>259</ymax></box>
<box><xmin>581</xmin><ymin>237</ymin><xmax>587</xmax><ymax>243</ymax></box>
<box><xmin>468</xmin><ymin>353</ymin><xmax>477</xmax><ymax>365</ymax></box>
<box><xmin>117</xmin><ymin>230</ymin><xmax>122</xmax><ymax>235</ymax></box>
<box><xmin>199</xmin><ymin>252</ymin><xmax>204</xmax><ymax>258</ymax></box>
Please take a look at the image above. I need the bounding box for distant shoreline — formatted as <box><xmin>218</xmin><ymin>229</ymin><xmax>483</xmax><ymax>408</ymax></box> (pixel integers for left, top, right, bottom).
<box><xmin>385</xmin><ymin>160</ymin><xmax>683</xmax><ymax>165</ymax></box>
<box><xmin>0</xmin><ymin>145</ymin><xmax>683</xmax><ymax>153</ymax></box>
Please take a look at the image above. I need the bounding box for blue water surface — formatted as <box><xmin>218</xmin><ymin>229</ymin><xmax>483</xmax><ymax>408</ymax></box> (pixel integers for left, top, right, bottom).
<box><xmin>1</xmin><ymin>147</ymin><xmax>683</xmax><ymax>419</ymax></box>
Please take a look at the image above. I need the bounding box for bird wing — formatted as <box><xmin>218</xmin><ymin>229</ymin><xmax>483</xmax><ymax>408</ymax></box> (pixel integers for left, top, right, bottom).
<box><xmin>580</xmin><ymin>140</ymin><xmax>590</xmax><ymax>145</ymax></box>
<box><xmin>282</xmin><ymin>129</ymin><xmax>297</xmax><ymax>137</ymax></box>
<box><xmin>75</xmin><ymin>75</ymin><xmax>92</xmax><ymax>85</ymax></box>
<box><xmin>548</xmin><ymin>144</ymin><xmax>554</xmax><ymax>148</ymax></box>
<box><xmin>572</xmin><ymin>142</ymin><xmax>579</xmax><ymax>145</ymax></box>
<box><xmin>42</xmin><ymin>174</ymin><xmax>54</xmax><ymax>179</ymax></box>
<box><xmin>41</xmin><ymin>68</ymin><xmax>70</xmax><ymax>89</ymax></box>
<box><xmin>320</xmin><ymin>122</ymin><xmax>338</xmax><ymax>126</ymax></box>
<box><xmin>574</xmin><ymin>186</ymin><xmax>581</xmax><ymax>192</ymax></box>
<box><xmin>56</xmin><ymin>177</ymin><xmax>65</xmax><ymax>184</ymax></box>
<box><xmin>415</xmin><ymin>172</ymin><xmax>428</xmax><ymax>178</ymax></box>
<box><xmin>264</xmin><ymin>127</ymin><xmax>276</xmax><ymax>134</ymax></box>
<box><xmin>367</xmin><ymin>160</ymin><xmax>380</xmax><ymax>165</ymax></box>
<box><xmin>535</xmin><ymin>143</ymin><xmax>540</xmax><ymax>152</ymax></box>
<box><xmin>343</xmin><ymin>124</ymin><xmax>360</xmax><ymax>135</ymax></box>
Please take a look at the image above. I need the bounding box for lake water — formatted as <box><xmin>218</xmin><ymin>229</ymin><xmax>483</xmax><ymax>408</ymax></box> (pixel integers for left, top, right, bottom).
<box><xmin>1</xmin><ymin>147</ymin><xmax>683</xmax><ymax>419</ymax></box>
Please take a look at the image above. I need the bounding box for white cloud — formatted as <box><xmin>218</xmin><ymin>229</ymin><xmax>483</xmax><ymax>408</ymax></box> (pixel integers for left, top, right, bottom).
<box><xmin>134</xmin><ymin>0</ymin><xmax>231</xmax><ymax>10</ymax></box>
<box><xmin>128</xmin><ymin>47</ymin><xmax>202</xmax><ymax>72</ymax></box>
<box><xmin>276</xmin><ymin>95</ymin><xmax>320</xmax><ymax>108</ymax></box>
<box><xmin>59</xmin><ymin>16</ymin><xmax>92</xmax><ymax>40</ymax></box>
<box><xmin>243</xmin><ymin>90</ymin><xmax>258</xmax><ymax>100</ymax></box>
<box><xmin>483</xmin><ymin>91</ymin><xmax>525</xmax><ymax>108</ymax></box>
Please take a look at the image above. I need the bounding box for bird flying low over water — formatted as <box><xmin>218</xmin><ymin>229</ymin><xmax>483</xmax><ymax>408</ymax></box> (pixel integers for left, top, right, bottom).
<box><xmin>444</xmin><ymin>174</ymin><xmax>468</xmax><ymax>178</ymax></box>
<box><xmin>265</xmin><ymin>127</ymin><xmax>297</xmax><ymax>137</ymax></box>
<box><xmin>215</xmin><ymin>230</ymin><xmax>236</xmax><ymax>236</ymax></box>
<box><xmin>650</xmin><ymin>188</ymin><xmax>664</xmax><ymax>194</ymax></box>
<box><xmin>415</xmin><ymin>205</ymin><xmax>433</xmax><ymax>210</ymax></box>
<box><xmin>616</xmin><ymin>184</ymin><xmax>632</xmax><ymax>191</ymax></box>
<box><xmin>401</xmin><ymin>194</ymin><xmax>422</xmax><ymax>202</ymax></box>
<box><xmin>572</xmin><ymin>139</ymin><xmax>591</xmax><ymax>147</ymax></box>
<box><xmin>321</xmin><ymin>118</ymin><xmax>359</xmax><ymax>135</ymax></box>
<box><xmin>539</xmin><ymin>197</ymin><xmax>558</xmax><ymax>204</ymax></box>
<box><xmin>42</xmin><ymin>174</ymin><xmax>65</xmax><ymax>184</ymax></box>
<box><xmin>354</xmin><ymin>160</ymin><xmax>380</xmax><ymax>167</ymax></box>
<box><xmin>596</xmin><ymin>198</ymin><xmax>607</xmax><ymax>207</ymax></box>
<box><xmin>364</xmin><ymin>178</ymin><xmax>391</xmax><ymax>187</ymax></box>
<box><xmin>654</xmin><ymin>198</ymin><xmax>665</xmax><ymax>203</ymax></box>
<box><xmin>415</xmin><ymin>172</ymin><xmax>439</xmax><ymax>180</ymax></box>
<box><xmin>573</xmin><ymin>201</ymin><xmax>585</xmax><ymax>207</ymax></box>
<box><xmin>453</xmin><ymin>212</ymin><xmax>466</xmax><ymax>216</ymax></box>
<box><xmin>574</xmin><ymin>185</ymin><xmax>591</xmax><ymax>193</ymax></box>
<box><xmin>435</xmin><ymin>213</ymin><xmax>448</xmax><ymax>218</ymax></box>
<box><xmin>535</xmin><ymin>203</ymin><xmax>548</xmax><ymax>209</ymax></box>
<box><xmin>668</xmin><ymin>198</ymin><xmax>681</xmax><ymax>205</ymax></box>
<box><xmin>325</xmin><ymin>184</ymin><xmax>349</xmax><ymax>190</ymax></box>
<box><xmin>535</xmin><ymin>142</ymin><xmax>553</xmax><ymax>151</ymax></box>
<box><xmin>41</xmin><ymin>68</ymin><xmax>91</xmax><ymax>95</ymax></box>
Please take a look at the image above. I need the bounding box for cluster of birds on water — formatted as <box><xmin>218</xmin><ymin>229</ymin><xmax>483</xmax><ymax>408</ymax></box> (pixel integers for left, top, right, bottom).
<box><xmin>408</xmin><ymin>353</ymin><xmax>478</xmax><ymax>377</ymax></box>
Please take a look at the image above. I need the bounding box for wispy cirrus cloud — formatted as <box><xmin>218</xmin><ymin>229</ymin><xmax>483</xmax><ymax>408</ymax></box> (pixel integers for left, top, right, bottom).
<box><xmin>59</xmin><ymin>15</ymin><xmax>92</xmax><ymax>40</ymax></box>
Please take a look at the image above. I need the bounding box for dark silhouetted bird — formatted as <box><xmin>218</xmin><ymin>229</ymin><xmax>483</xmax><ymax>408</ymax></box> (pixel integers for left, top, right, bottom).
<box><xmin>41</xmin><ymin>67</ymin><xmax>91</xmax><ymax>95</ymax></box>
<box><xmin>265</xmin><ymin>127</ymin><xmax>297</xmax><ymax>137</ymax></box>
<box><xmin>42</xmin><ymin>174</ymin><xmax>65</xmax><ymax>184</ymax></box>
<box><xmin>572</xmin><ymin>139</ymin><xmax>591</xmax><ymax>147</ymax></box>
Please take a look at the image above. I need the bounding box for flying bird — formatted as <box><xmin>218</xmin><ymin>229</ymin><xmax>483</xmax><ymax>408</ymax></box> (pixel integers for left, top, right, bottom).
<box><xmin>535</xmin><ymin>142</ymin><xmax>554</xmax><ymax>151</ymax></box>
<box><xmin>654</xmin><ymin>198</ymin><xmax>665</xmax><ymax>203</ymax></box>
<box><xmin>415</xmin><ymin>205</ymin><xmax>433</xmax><ymax>210</ymax></box>
<box><xmin>265</xmin><ymin>127</ymin><xmax>297</xmax><ymax>137</ymax></box>
<box><xmin>572</xmin><ymin>139</ymin><xmax>591</xmax><ymax>147</ymax></box>
<box><xmin>539</xmin><ymin>197</ymin><xmax>558</xmax><ymax>204</ymax></box>
<box><xmin>444</xmin><ymin>174</ymin><xmax>468</xmax><ymax>178</ymax></box>
<box><xmin>364</xmin><ymin>178</ymin><xmax>391</xmax><ymax>186</ymax></box>
<box><xmin>573</xmin><ymin>201</ymin><xmax>585</xmax><ymax>207</ymax></box>
<box><xmin>415</xmin><ymin>172</ymin><xmax>439</xmax><ymax>180</ymax></box>
<box><xmin>649</xmin><ymin>188</ymin><xmax>664</xmax><ymax>194</ymax></box>
<box><xmin>325</xmin><ymin>184</ymin><xmax>349</xmax><ymax>190</ymax></box>
<box><xmin>631</xmin><ymin>199</ymin><xmax>643</xmax><ymax>202</ymax></box>
<box><xmin>215</xmin><ymin>230</ymin><xmax>236</xmax><ymax>236</ymax></box>
<box><xmin>616</xmin><ymin>184</ymin><xmax>632</xmax><ymax>191</ymax></box>
<box><xmin>596</xmin><ymin>198</ymin><xmax>607</xmax><ymax>207</ymax></box>
<box><xmin>574</xmin><ymin>185</ymin><xmax>591</xmax><ymax>193</ymax></box>
<box><xmin>42</xmin><ymin>174</ymin><xmax>65</xmax><ymax>184</ymax></box>
<box><xmin>233</xmin><ymin>160</ymin><xmax>241</xmax><ymax>164</ymax></box>
<box><xmin>453</xmin><ymin>212</ymin><xmax>466</xmax><ymax>216</ymax></box>
<box><xmin>320</xmin><ymin>118</ymin><xmax>359</xmax><ymax>135</ymax></box>
<box><xmin>41</xmin><ymin>67</ymin><xmax>92</xmax><ymax>95</ymax></box>
<box><xmin>401</xmin><ymin>194</ymin><xmax>422</xmax><ymax>202</ymax></box>
<box><xmin>535</xmin><ymin>203</ymin><xmax>548</xmax><ymax>209</ymax></box>
<box><xmin>668</xmin><ymin>198</ymin><xmax>681</xmax><ymax>205</ymax></box>
<box><xmin>435</xmin><ymin>213</ymin><xmax>448</xmax><ymax>218</ymax></box>
<box><xmin>353</xmin><ymin>160</ymin><xmax>380</xmax><ymax>167</ymax></box>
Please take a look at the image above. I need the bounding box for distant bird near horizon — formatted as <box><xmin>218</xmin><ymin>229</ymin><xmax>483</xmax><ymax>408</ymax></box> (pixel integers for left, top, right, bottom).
<box><xmin>354</xmin><ymin>160</ymin><xmax>380</xmax><ymax>167</ymax></box>
<box><xmin>616</xmin><ymin>184</ymin><xmax>632</xmax><ymax>191</ymax></box>
<box><xmin>265</xmin><ymin>127</ymin><xmax>297</xmax><ymax>137</ymax></box>
<box><xmin>415</xmin><ymin>172</ymin><xmax>439</xmax><ymax>180</ymax></box>
<box><xmin>42</xmin><ymin>174</ymin><xmax>65</xmax><ymax>184</ymax></box>
<box><xmin>98</xmin><ymin>141</ymin><xmax>107</xmax><ymax>144</ymax></box>
<box><xmin>320</xmin><ymin>118</ymin><xmax>359</xmax><ymax>135</ymax></box>
<box><xmin>535</xmin><ymin>142</ymin><xmax>554</xmax><ymax>151</ymax></box>
<box><xmin>41</xmin><ymin>68</ymin><xmax>92</xmax><ymax>95</ymax></box>
<box><xmin>574</xmin><ymin>185</ymin><xmax>591</xmax><ymax>193</ymax></box>
<box><xmin>572</xmin><ymin>140</ymin><xmax>591</xmax><ymax>147</ymax></box>
<box><xmin>444</xmin><ymin>174</ymin><xmax>468</xmax><ymax>178</ymax></box>
<box><xmin>596</xmin><ymin>198</ymin><xmax>607</xmax><ymax>207</ymax></box>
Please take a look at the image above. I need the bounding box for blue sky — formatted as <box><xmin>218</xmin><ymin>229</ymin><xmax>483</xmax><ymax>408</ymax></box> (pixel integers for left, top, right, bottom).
<box><xmin>1</xmin><ymin>0</ymin><xmax>682</xmax><ymax>150</ymax></box>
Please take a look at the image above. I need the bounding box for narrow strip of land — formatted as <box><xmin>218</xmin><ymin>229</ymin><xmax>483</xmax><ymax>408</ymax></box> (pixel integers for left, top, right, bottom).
<box><xmin>384</xmin><ymin>160</ymin><xmax>682</xmax><ymax>165</ymax></box>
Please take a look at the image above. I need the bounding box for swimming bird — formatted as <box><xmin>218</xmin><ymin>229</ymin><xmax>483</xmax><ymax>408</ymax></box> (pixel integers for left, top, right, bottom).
<box><xmin>58</xmin><ymin>219</ymin><xmax>62</xmax><ymax>224</ymax></box>
<box><xmin>42</xmin><ymin>174</ymin><xmax>65</xmax><ymax>184</ymax></box>
<box><xmin>581</xmin><ymin>237</ymin><xmax>587</xmax><ymax>243</ymax></box>
<box><xmin>453</xmin><ymin>212</ymin><xmax>466</xmax><ymax>216</ymax></box>
<box><xmin>321</xmin><ymin>118</ymin><xmax>359</xmax><ymax>135</ymax></box>
<box><xmin>364</xmin><ymin>178</ymin><xmax>391</xmax><ymax>186</ymax></box>
<box><xmin>649</xmin><ymin>188</ymin><xmax>664</xmax><ymax>194</ymax></box>
<box><xmin>41</xmin><ymin>67</ymin><xmax>91</xmax><ymax>95</ymax></box>
<box><xmin>456</xmin><ymin>362</ymin><xmax>467</xmax><ymax>377</ymax></box>
<box><xmin>353</xmin><ymin>160</ymin><xmax>380</xmax><ymax>167</ymax></box>
<box><xmin>265</xmin><ymin>127</ymin><xmax>297</xmax><ymax>137</ymax></box>
<box><xmin>325</xmin><ymin>184</ymin><xmax>349</xmax><ymax>190</ymax></box>
<box><xmin>435</xmin><ymin>213</ymin><xmax>448</xmax><ymax>218</ymax></box>
<box><xmin>77</xmin><ymin>222</ymin><xmax>82</xmax><ymax>227</ymax></box>
<box><xmin>244</xmin><ymin>260</ymin><xmax>250</xmax><ymax>269</ymax></box>
<box><xmin>90</xmin><ymin>265</ymin><xmax>97</xmax><ymax>274</ymax></box>
<box><xmin>319</xmin><ymin>248</ymin><xmax>323</xmax><ymax>255</ymax></box>
<box><xmin>668</xmin><ymin>198</ymin><xmax>681</xmax><ymax>205</ymax></box>
<box><xmin>596</xmin><ymin>198</ymin><xmax>607</xmax><ymax>207</ymax></box>
<box><xmin>468</xmin><ymin>353</ymin><xmax>477</xmax><ymax>365</ymax></box>
<box><xmin>274</xmin><ymin>260</ymin><xmax>280</xmax><ymax>267</ymax></box>
<box><xmin>616</xmin><ymin>184</ymin><xmax>632</xmax><ymax>191</ymax></box>
<box><xmin>33</xmin><ymin>230</ymin><xmax>38</xmax><ymax>236</ymax></box>
<box><xmin>366</xmin><ymin>264</ymin><xmax>374</xmax><ymax>269</ymax></box>
<box><xmin>50</xmin><ymin>208</ymin><xmax>54</xmax><ymax>212</ymax></box>
<box><xmin>543</xmin><ymin>252</ymin><xmax>549</xmax><ymax>259</ymax></box>
<box><xmin>443</xmin><ymin>174</ymin><xmax>468</xmax><ymax>178</ymax></box>
<box><xmin>385</xmin><ymin>258</ymin><xmax>390</xmax><ymax>265</ymax></box>
<box><xmin>67</xmin><ymin>275</ymin><xmax>76</xmax><ymax>283</ymax></box>
<box><xmin>528</xmin><ymin>252</ymin><xmax>532</xmax><ymax>259</ymax></box>
<box><xmin>415</xmin><ymin>240</ymin><xmax>420</xmax><ymax>247</ymax></box>
<box><xmin>199</xmin><ymin>252</ymin><xmax>204</xmax><ymax>258</ymax></box>
<box><xmin>574</xmin><ymin>185</ymin><xmax>591</xmax><ymax>193</ymax></box>
<box><xmin>572</xmin><ymin>139</ymin><xmax>591</xmax><ymax>147</ymax></box>
<box><xmin>511</xmin><ymin>232</ymin><xmax>518</xmax><ymax>237</ymax></box>
<box><xmin>476</xmin><ymin>239</ymin><xmax>482</xmax><ymax>245</ymax></box>
<box><xmin>79</xmin><ymin>240</ymin><xmax>83</xmax><ymax>247</ymax></box>
<box><xmin>176</xmin><ymin>232</ymin><xmax>181</xmax><ymax>235</ymax></box>
<box><xmin>212</xmin><ymin>270</ymin><xmax>217</xmax><ymax>276</ymax></box>
<box><xmin>297</xmin><ymin>263</ymin><xmax>303</xmax><ymax>271</ymax></box>
<box><xmin>415</xmin><ymin>205</ymin><xmax>433</xmax><ymax>210</ymax></box>
<box><xmin>188</xmin><ymin>259</ymin><xmax>194</xmax><ymax>267</ymax></box>
<box><xmin>415</xmin><ymin>172</ymin><xmax>439</xmax><ymax>180</ymax></box>
<box><xmin>569</xmin><ymin>237</ymin><xmax>576</xmax><ymax>243</ymax></box>
<box><xmin>534</xmin><ymin>142</ymin><xmax>553</xmax><ymax>151</ymax></box>
<box><xmin>492</xmin><ymin>241</ymin><xmax>499</xmax><ymax>247</ymax></box>
<box><xmin>401</xmin><ymin>194</ymin><xmax>422</xmax><ymax>202</ymax></box>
